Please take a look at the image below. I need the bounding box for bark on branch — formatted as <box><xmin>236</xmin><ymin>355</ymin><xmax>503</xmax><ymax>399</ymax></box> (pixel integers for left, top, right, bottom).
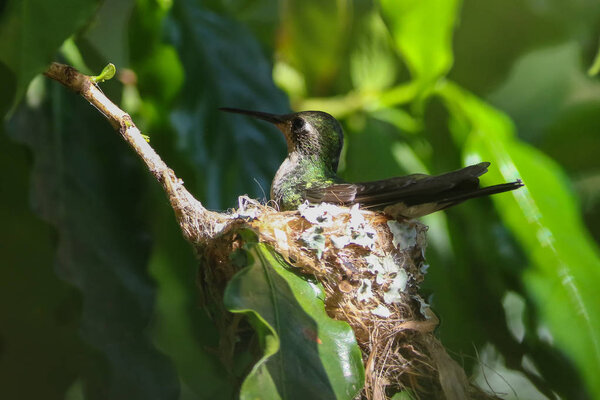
<box><xmin>44</xmin><ymin>62</ymin><xmax>224</xmax><ymax>243</ymax></box>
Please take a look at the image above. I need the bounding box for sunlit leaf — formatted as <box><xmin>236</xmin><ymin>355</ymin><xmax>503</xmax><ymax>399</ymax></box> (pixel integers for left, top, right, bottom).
<box><xmin>588</xmin><ymin>38</ymin><xmax>600</xmax><ymax>76</ymax></box>
<box><xmin>225</xmin><ymin>242</ymin><xmax>364</xmax><ymax>400</ymax></box>
<box><xmin>380</xmin><ymin>0</ymin><xmax>461</xmax><ymax>87</ymax></box>
<box><xmin>438</xmin><ymin>81</ymin><xmax>600</xmax><ymax>399</ymax></box>
<box><xmin>277</xmin><ymin>0</ymin><xmax>355</xmax><ymax>95</ymax></box>
<box><xmin>350</xmin><ymin>11</ymin><xmax>398</xmax><ymax>92</ymax></box>
<box><xmin>487</xmin><ymin>41</ymin><xmax>600</xmax><ymax>241</ymax></box>
<box><xmin>127</xmin><ymin>0</ymin><xmax>184</xmax><ymax>132</ymax></box>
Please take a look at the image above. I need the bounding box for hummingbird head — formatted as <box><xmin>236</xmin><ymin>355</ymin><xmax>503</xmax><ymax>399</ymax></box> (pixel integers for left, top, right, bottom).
<box><xmin>221</xmin><ymin>108</ymin><xmax>344</xmax><ymax>172</ymax></box>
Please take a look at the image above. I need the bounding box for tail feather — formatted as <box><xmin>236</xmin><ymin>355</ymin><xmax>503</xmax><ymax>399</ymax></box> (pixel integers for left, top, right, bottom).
<box><xmin>304</xmin><ymin>162</ymin><xmax>524</xmax><ymax>217</ymax></box>
<box><xmin>436</xmin><ymin>180</ymin><xmax>524</xmax><ymax>206</ymax></box>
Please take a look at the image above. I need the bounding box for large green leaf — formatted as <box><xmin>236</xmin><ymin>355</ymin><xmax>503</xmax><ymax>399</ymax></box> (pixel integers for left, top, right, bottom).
<box><xmin>438</xmin><ymin>81</ymin><xmax>600</xmax><ymax>399</ymax></box>
<box><xmin>379</xmin><ymin>0</ymin><xmax>461</xmax><ymax>87</ymax></box>
<box><xmin>224</xmin><ymin>242</ymin><xmax>364</xmax><ymax>400</ymax></box>
<box><xmin>0</xmin><ymin>0</ymin><xmax>100</xmax><ymax>116</ymax></box>
<box><xmin>487</xmin><ymin>42</ymin><xmax>600</xmax><ymax>243</ymax></box>
<box><xmin>350</xmin><ymin>11</ymin><xmax>399</xmax><ymax>93</ymax></box>
<box><xmin>0</xmin><ymin>124</ymin><xmax>95</xmax><ymax>400</ymax></box>
<box><xmin>5</xmin><ymin>79</ymin><xmax>179</xmax><ymax>400</ymax></box>
<box><xmin>487</xmin><ymin>42</ymin><xmax>600</xmax><ymax>144</ymax></box>
<box><xmin>449</xmin><ymin>0</ymin><xmax>569</xmax><ymax>94</ymax></box>
<box><xmin>168</xmin><ymin>0</ymin><xmax>288</xmax><ymax>210</ymax></box>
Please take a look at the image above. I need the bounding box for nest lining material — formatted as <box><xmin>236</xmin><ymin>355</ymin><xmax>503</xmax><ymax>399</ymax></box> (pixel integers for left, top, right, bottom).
<box><xmin>199</xmin><ymin>196</ymin><xmax>499</xmax><ymax>400</ymax></box>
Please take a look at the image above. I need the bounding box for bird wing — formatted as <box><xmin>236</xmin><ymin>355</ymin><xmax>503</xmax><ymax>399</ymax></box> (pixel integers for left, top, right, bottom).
<box><xmin>305</xmin><ymin>162</ymin><xmax>521</xmax><ymax>213</ymax></box>
<box><xmin>304</xmin><ymin>172</ymin><xmax>429</xmax><ymax>205</ymax></box>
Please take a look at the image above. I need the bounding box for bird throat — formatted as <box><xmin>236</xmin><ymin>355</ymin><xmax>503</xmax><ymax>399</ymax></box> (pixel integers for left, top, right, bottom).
<box><xmin>271</xmin><ymin>152</ymin><xmax>338</xmax><ymax>210</ymax></box>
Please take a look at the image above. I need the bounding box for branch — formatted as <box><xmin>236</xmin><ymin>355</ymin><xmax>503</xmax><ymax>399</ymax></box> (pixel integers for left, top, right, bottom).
<box><xmin>44</xmin><ymin>62</ymin><xmax>225</xmax><ymax>243</ymax></box>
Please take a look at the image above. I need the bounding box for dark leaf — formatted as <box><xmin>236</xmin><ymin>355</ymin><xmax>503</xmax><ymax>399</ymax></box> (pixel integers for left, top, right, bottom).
<box><xmin>0</xmin><ymin>0</ymin><xmax>100</xmax><ymax>116</ymax></box>
<box><xmin>225</xmin><ymin>242</ymin><xmax>364</xmax><ymax>400</ymax></box>
<box><xmin>5</xmin><ymin>80</ymin><xmax>179</xmax><ymax>400</ymax></box>
<box><xmin>168</xmin><ymin>0</ymin><xmax>289</xmax><ymax>210</ymax></box>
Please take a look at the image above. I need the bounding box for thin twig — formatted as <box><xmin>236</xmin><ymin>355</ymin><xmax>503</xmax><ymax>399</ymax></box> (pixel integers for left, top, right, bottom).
<box><xmin>44</xmin><ymin>62</ymin><xmax>225</xmax><ymax>243</ymax></box>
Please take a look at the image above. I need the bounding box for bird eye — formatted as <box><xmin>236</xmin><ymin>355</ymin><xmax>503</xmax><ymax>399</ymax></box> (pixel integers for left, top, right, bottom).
<box><xmin>291</xmin><ymin>117</ymin><xmax>305</xmax><ymax>132</ymax></box>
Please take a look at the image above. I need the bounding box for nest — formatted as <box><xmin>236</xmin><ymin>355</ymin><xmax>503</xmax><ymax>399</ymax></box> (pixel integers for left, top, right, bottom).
<box><xmin>194</xmin><ymin>197</ymin><xmax>499</xmax><ymax>400</ymax></box>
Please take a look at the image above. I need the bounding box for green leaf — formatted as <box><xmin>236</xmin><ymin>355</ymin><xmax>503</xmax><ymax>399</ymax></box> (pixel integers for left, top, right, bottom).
<box><xmin>91</xmin><ymin>63</ymin><xmax>116</xmax><ymax>83</ymax></box>
<box><xmin>169</xmin><ymin>0</ymin><xmax>288</xmax><ymax>210</ymax></box>
<box><xmin>350</xmin><ymin>11</ymin><xmax>398</xmax><ymax>92</ymax></box>
<box><xmin>0</xmin><ymin>125</ymin><xmax>94</xmax><ymax>400</ymax></box>
<box><xmin>449</xmin><ymin>0</ymin><xmax>569</xmax><ymax>94</ymax></box>
<box><xmin>148</xmin><ymin>196</ymin><xmax>230</xmax><ymax>400</ymax></box>
<box><xmin>486</xmin><ymin>41</ymin><xmax>600</xmax><ymax>242</ymax></box>
<box><xmin>487</xmin><ymin>42</ymin><xmax>600</xmax><ymax>143</ymax></box>
<box><xmin>588</xmin><ymin>38</ymin><xmax>600</xmax><ymax>76</ymax></box>
<box><xmin>390</xmin><ymin>390</ymin><xmax>416</xmax><ymax>400</ymax></box>
<box><xmin>0</xmin><ymin>0</ymin><xmax>100</xmax><ymax>116</ymax></box>
<box><xmin>5</xmin><ymin>79</ymin><xmax>179</xmax><ymax>399</ymax></box>
<box><xmin>204</xmin><ymin>0</ymin><xmax>281</xmax><ymax>52</ymax></box>
<box><xmin>224</xmin><ymin>242</ymin><xmax>364</xmax><ymax>400</ymax></box>
<box><xmin>341</xmin><ymin>116</ymin><xmax>411</xmax><ymax>182</ymax></box>
<box><xmin>277</xmin><ymin>0</ymin><xmax>357</xmax><ymax>95</ymax></box>
<box><xmin>127</xmin><ymin>0</ymin><xmax>184</xmax><ymax>128</ymax></box>
<box><xmin>380</xmin><ymin>0</ymin><xmax>461</xmax><ymax>87</ymax></box>
<box><xmin>438</xmin><ymin>81</ymin><xmax>600</xmax><ymax>399</ymax></box>
<box><xmin>79</xmin><ymin>0</ymin><xmax>136</xmax><ymax>69</ymax></box>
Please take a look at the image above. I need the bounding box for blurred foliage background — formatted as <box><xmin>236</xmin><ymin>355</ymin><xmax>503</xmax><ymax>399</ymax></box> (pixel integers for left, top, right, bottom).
<box><xmin>1</xmin><ymin>0</ymin><xmax>600</xmax><ymax>399</ymax></box>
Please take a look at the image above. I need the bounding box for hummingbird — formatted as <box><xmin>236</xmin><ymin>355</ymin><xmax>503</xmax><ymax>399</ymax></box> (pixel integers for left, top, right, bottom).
<box><xmin>221</xmin><ymin>108</ymin><xmax>523</xmax><ymax>219</ymax></box>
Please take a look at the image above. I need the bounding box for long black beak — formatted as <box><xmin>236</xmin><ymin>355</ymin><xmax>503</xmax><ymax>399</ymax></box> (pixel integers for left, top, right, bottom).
<box><xmin>220</xmin><ymin>107</ymin><xmax>287</xmax><ymax>126</ymax></box>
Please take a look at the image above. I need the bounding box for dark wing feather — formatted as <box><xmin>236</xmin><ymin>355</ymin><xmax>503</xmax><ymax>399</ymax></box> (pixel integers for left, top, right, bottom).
<box><xmin>305</xmin><ymin>162</ymin><xmax>522</xmax><ymax>214</ymax></box>
<box><xmin>304</xmin><ymin>173</ymin><xmax>427</xmax><ymax>204</ymax></box>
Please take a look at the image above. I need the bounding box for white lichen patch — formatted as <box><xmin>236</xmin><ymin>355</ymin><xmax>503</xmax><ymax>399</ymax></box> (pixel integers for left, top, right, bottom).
<box><xmin>413</xmin><ymin>295</ymin><xmax>433</xmax><ymax>319</ymax></box>
<box><xmin>366</xmin><ymin>254</ymin><xmax>396</xmax><ymax>284</ymax></box>
<box><xmin>273</xmin><ymin>228</ymin><xmax>289</xmax><ymax>251</ymax></box>
<box><xmin>300</xmin><ymin>225</ymin><xmax>326</xmax><ymax>259</ymax></box>
<box><xmin>365</xmin><ymin>254</ymin><xmax>382</xmax><ymax>274</ymax></box>
<box><xmin>387</xmin><ymin>220</ymin><xmax>417</xmax><ymax>249</ymax></box>
<box><xmin>347</xmin><ymin>205</ymin><xmax>377</xmax><ymax>249</ymax></box>
<box><xmin>298</xmin><ymin>201</ymin><xmax>345</xmax><ymax>227</ymax></box>
<box><xmin>383</xmin><ymin>268</ymin><xmax>408</xmax><ymax>304</ymax></box>
<box><xmin>213</xmin><ymin>221</ymin><xmax>228</xmax><ymax>234</ymax></box>
<box><xmin>299</xmin><ymin>202</ymin><xmax>377</xmax><ymax>253</ymax></box>
<box><xmin>330</xmin><ymin>234</ymin><xmax>350</xmax><ymax>249</ymax></box>
<box><xmin>348</xmin><ymin>229</ymin><xmax>376</xmax><ymax>249</ymax></box>
<box><xmin>357</xmin><ymin>279</ymin><xmax>374</xmax><ymax>302</ymax></box>
<box><xmin>371</xmin><ymin>304</ymin><xmax>391</xmax><ymax>318</ymax></box>
<box><xmin>365</xmin><ymin>252</ymin><xmax>411</xmax><ymax>304</ymax></box>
